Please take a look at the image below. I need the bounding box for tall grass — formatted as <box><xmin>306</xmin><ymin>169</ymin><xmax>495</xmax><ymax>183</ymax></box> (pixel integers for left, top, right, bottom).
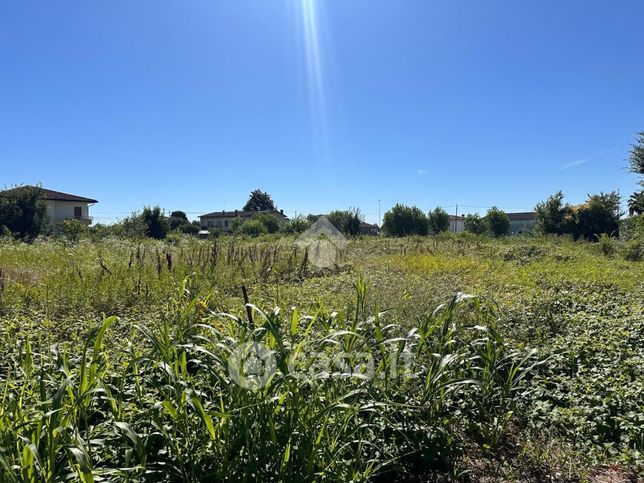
<box><xmin>0</xmin><ymin>276</ymin><xmax>544</xmax><ymax>481</ymax></box>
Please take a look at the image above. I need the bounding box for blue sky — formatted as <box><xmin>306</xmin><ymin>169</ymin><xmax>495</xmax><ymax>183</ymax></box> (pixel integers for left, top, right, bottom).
<box><xmin>1</xmin><ymin>0</ymin><xmax>642</xmax><ymax>224</ymax></box>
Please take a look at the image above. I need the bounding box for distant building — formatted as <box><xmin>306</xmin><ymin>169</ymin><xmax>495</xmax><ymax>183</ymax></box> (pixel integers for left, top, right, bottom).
<box><xmin>448</xmin><ymin>212</ymin><xmax>536</xmax><ymax>235</ymax></box>
<box><xmin>1</xmin><ymin>186</ymin><xmax>97</xmax><ymax>225</ymax></box>
<box><xmin>448</xmin><ymin>215</ymin><xmax>465</xmax><ymax>233</ymax></box>
<box><xmin>199</xmin><ymin>209</ymin><xmax>288</xmax><ymax>232</ymax></box>
<box><xmin>507</xmin><ymin>212</ymin><xmax>536</xmax><ymax>234</ymax></box>
<box><xmin>360</xmin><ymin>221</ymin><xmax>380</xmax><ymax>236</ymax></box>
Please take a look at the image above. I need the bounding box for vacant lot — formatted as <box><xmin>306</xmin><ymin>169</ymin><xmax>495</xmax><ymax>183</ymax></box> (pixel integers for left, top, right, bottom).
<box><xmin>0</xmin><ymin>235</ymin><xmax>642</xmax><ymax>481</ymax></box>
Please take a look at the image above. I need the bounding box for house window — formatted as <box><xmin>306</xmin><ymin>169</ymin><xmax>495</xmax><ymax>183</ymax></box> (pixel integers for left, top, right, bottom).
<box><xmin>224</xmin><ymin>220</ymin><xmax>229</xmax><ymax>227</ymax></box>
<box><xmin>74</xmin><ymin>207</ymin><xmax>82</xmax><ymax>219</ymax></box>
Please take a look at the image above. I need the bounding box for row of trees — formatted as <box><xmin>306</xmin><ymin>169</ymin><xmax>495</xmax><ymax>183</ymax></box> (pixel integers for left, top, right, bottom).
<box><xmin>381</xmin><ymin>205</ymin><xmax>511</xmax><ymax>237</ymax></box>
<box><xmin>534</xmin><ymin>191</ymin><xmax>621</xmax><ymax>240</ymax></box>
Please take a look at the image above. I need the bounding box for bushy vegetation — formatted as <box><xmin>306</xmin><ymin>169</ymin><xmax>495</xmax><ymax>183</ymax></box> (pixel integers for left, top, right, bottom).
<box><xmin>0</xmin><ymin>235</ymin><xmax>641</xmax><ymax>481</ymax></box>
<box><xmin>428</xmin><ymin>207</ymin><xmax>449</xmax><ymax>234</ymax></box>
<box><xmin>535</xmin><ymin>191</ymin><xmax>621</xmax><ymax>240</ymax></box>
<box><xmin>326</xmin><ymin>209</ymin><xmax>363</xmax><ymax>236</ymax></box>
<box><xmin>0</xmin><ymin>185</ymin><xmax>47</xmax><ymax>239</ymax></box>
<box><xmin>485</xmin><ymin>206</ymin><xmax>510</xmax><ymax>237</ymax></box>
<box><xmin>382</xmin><ymin>204</ymin><xmax>428</xmax><ymax>236</ymax></box>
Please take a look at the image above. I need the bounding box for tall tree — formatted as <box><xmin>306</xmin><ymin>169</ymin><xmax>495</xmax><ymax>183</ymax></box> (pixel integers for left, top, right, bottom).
<box><xmin>485</xmin><ymin>207</ymin><xmax>510</xmax><ymax>237</ymax></box>
<box><xmin>575</xmin><ymin>192</ymin><xmax>621</xmax><ymax>239</ymax></box>
<box><xmin>629</xmin><ymin>132</ymin><xmax>644</xmax><ymax>180</ymax></box>
<box><xmin>0</xmin><ymin>185</ymin><xmax>47</xmax><ymax>239</ymax></box>
<box><xmin>534</xmin><ymin>191</ymin><xmax>571</xmax><ymax>235</ymax></box>
<box><xmin>243</xmin><ymin>189</ymin><xmax>276</xmax><ymax>212</ymax></box>
<box><xmin>428</xmin><ymin>207</ymin><xmax>450</xmax><ymax>234</ymax></box>
<box><xmin>141</xmin><ymin>206</ymin><xmax>170</xmax><ymax>239</ymax></box>
<box><xmin>463</xmin><ymin>213</ymin><xmax>486</xmax><ymax>235</ymax></box>
<box><xmin>628</xmin><ymin>133</ymin><xmax>644</xmax><ymax>218</ymax></box>
<box><xmin>628</xmin><ymin>191</ymin><xmax>644</xmax><ymax>216</ymax></box>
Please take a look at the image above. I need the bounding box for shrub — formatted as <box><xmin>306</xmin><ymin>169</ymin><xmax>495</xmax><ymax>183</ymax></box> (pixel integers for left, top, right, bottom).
<box><xmin>178</xmin><ymin>223</ymin><xmax>200</xmax><ymax>235</ymax></box>
<box><xmin>281</xmin><ymin>215</ymin><xmax>311</xmax><ymax>234</ymax></box>
<box><xmin>575</xmin><ymin>192</ymin><xmax>621</xmax><ymax>240</ymax></box>
<box><xmin>0</xmin><ymin>185</ymin><xmax>47</xmax><ymax>239</ymax></box>
<box><xmin>254</xmin><ymin>213</ymin><xmax>281</xmax><ymax>234</ymax></box>
<box><xmin>620</xmin><ymin>214</ymin><xmax>644</xmax><ymax>240</ymax></box>
<box><xmin>485</xmin><ymin>207</ymin><xmax>510</xmax><ymax>237</ymax></box>
<box><xmin>464</xmin><ymin>214</ymin><xmax>486</xmax><ymax>235</ymax></box>
<box><xmin>597</xmin><ymin>233</ymin><xmax>615</xmax><ymax>257</ymax></box>
<box><xmin>141</xmin><ymin>206</ymin><xmax>170</xmax><ymax>239</ymax></box>
<box><xmin>382</xmin><ymin>204</ymin><xmax>429</xmax><ymax>236</ymax></box>
<box><xmin>239</xmin><ymin>218</ymin><xmax>268</xmax><ymax>237</ymax></box>
<box><xmin>327</xmin><ymin>209</ymin><xmax>362</xmax><ymax>236</ymax></box>
<box><xmin>61</xmin><ymin>219</ymin><xmax>88</xmax><ymax>243</ymax></box>
<box><xmin>428</xmin><ymin>207</ymin><xmax>450</xmax><ymax>234</ymax></box>
<box><xmin>622</xmin><ymin>239</ymin><xmax>643</xmax><ymax>261</ymax></box>
<box><xmin>0</xmin><ymin>225</ymin><xmax>12</xmax><ymax>238</ymax></box>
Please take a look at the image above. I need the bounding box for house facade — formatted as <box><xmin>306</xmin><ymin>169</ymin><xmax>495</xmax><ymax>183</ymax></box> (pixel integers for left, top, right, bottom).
<box><xmin>199</xmin><ymin>209</ymin><xmax>288</xmax><ymax>232</ymax></box>
<box><xmin>2</xmin><ymin>186</ymin><xmax>97</xmax><ymax>225</ymax></box>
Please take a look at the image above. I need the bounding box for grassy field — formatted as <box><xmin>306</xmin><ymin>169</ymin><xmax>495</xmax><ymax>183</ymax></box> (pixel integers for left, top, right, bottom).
<box><xmin>0</xmin><ymin>234</ymin><xmax>642</xmax><ymax>481</ymax></box>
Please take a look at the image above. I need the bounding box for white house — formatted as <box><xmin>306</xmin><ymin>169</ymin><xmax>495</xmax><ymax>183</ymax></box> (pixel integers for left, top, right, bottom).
<box><xmin>199</xmin><ymin>209</ymin><xmax>288</xmax><ymax>232</ymax></box>
<box><xmin>2</xmin><ymin>186</ymin><xmax>98</xmax><ymax>225</ymax></box>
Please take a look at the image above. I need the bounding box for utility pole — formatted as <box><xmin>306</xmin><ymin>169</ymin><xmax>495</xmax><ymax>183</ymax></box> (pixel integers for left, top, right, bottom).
<box><xmin>454</xmin><ymin>204</ymin><xmax>458</xmax><ymax>233</ymax></box>
<box><xmin>378</xmin><ymin>199</ymin><xmax>381</xmax><ymax>227</ymax></box>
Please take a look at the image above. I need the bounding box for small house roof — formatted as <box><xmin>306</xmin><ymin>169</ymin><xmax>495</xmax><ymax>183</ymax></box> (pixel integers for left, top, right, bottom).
<box><xmin>1</xmin><ymin>186</ymin><xmax>98</xmax><ymax>203</ymax></box>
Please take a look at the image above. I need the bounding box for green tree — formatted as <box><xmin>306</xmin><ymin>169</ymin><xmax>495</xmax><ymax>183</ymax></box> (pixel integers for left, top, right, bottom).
<box><xmin>170</xmin><ymin>210</ymin><xmax>189</xmax><ymax>230</ymax></box>
<box><xmin>253</xmin><ymin>213</ymin><xmax>281</xmax><ymax>234</ymax></box>
<box><xmin>428</xmin><ymin>207</ymin><xmax>450</xmax><ymax>234</ymax></box>
<box><xmin>141</xmin><ymin>206</ymin><xmax>170</xmax><ymax>239</ymax></box>
<box><xmin>327</xmin><ymin>209</ymin><xmax>363</xmax><ymax>236</ymax></box>
<box><xmin>575</xmin><ymin>192</ymin><xmax>621</xmax><ymax>240</ymax></box>
<box><xmin>0</xmin><ymin>185</ymin><xmax>47</xmax><ymax>239</ymax></box>
<box><xmin>382</xmin><ymin>204</ymin><xmax>429</xmax><ymax>237</ymax></box>
<box><xmin>239</xmin><ymin>218</ymin><xmax>268</xmax><ymax>237</ymax></box>
<box><xmin>243</xmin><ymin>189</ymin><xmax>276</xmax><ymax>211</ymax></box>
<box><xmin>485</xmin><ymin>207</ymin><xmax>510</xmax><ymax>237</ymax></box>
<box><xmin>534</xmin><ymin>191</ymin><xmax>572</xmax><ymax>235</ymax></box>
<box><xmin>628</xmin><ymin>191</ymin><xmax>644</xmax><ymax>216</ymax></box>
<box><xmin>463</xmin><ymin>213</ymin><xmax>486</xmax><ymax>235</ymax></box>
<box><xmin>114</xmin><ymin>212</ymin><xmax>147</xmax><ymax>239</ymax></box>
<box><xmin>178</xmin><ymin>222</ymin><xmax>200</xmax><ymax>235</ymax></box>
<box><xmin>629</xmin><ymin>132</ymin><xmax>644</xmax><ymax>179</ymax></box>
